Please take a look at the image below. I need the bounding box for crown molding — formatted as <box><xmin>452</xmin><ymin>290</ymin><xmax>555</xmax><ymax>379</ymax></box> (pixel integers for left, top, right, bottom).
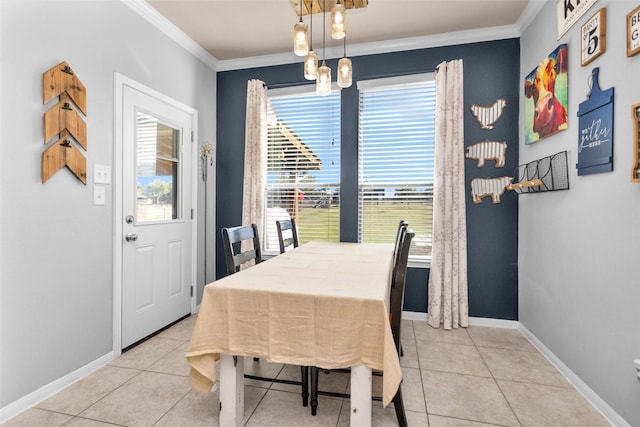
<box><xmin>216</xmin><ymin>25</ymin><xmax>521</xmax><ymax>71</ymax></box>
<box><xmin>515</xmin><ymin>0</ymin><xmax>547</xmax><ymax>35</ymax></box>
<box><xmin>121</xmin><ymin>0</ymin><xmax>219</xmax><ymax>70</ymax></box>
<box><xmin>126</xmin><ymin>0</ymin><xmax>544</xmax><ymax>73</ymax></box>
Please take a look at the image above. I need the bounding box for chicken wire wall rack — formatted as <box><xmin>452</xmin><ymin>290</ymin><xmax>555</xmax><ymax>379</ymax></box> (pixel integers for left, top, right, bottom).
<box><xmin>506</xmin><ymin>150</ymin><xmax>569</xmax><ymax>194</ymax></box>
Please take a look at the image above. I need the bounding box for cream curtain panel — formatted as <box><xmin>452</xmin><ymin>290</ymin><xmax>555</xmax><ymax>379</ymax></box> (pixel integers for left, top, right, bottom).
<box><xmin>241</xmin><ymin>80</ymin><xmax>267</xmax><ymax>261</ymax></box>
<box><xmin>427</xmin><ymin>59</ymin><xmax>469</xmax><ymax>330</ymax></box>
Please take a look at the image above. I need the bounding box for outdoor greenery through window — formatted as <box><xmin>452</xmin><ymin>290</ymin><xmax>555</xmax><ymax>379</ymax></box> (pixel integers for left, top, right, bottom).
<box><xmin>358</xmin><ymin>74</ymin><xmax>436</xmax><ymax>263</ymax></box>
<box><xmin>135</xmin><ymin>111</ymin><xmax>180</xmax><ymax>222</ymax></box>
<box><xmin>264</xmin><ymin>86</ymin><xmax>341</xmax><ymax>253</ymax></box>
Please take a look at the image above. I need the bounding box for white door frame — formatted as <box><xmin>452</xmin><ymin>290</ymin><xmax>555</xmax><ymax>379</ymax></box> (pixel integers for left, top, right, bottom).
<box><xmin>113</xmin><ymin>73</ymin><xmax>198</xmax><ymax>355</ymax></box>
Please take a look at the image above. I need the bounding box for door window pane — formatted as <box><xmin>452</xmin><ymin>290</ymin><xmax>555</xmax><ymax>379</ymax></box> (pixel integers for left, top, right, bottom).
<box><xmin>136</xmin><ymin>111</ymin><xmax>180</xmax><ymax>222</ymax></box>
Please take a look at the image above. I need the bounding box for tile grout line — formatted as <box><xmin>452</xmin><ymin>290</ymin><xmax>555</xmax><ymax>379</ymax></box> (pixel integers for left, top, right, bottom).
<box><xmin>472</xmin><ymin>330</ymin><xmax>524</xmax><ymax>427</ymax></box>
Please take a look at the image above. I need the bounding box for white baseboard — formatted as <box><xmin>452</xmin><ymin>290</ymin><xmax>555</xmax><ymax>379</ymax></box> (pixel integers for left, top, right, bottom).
<box><xmin>0</xmin><ymin>352</ymin><xmax>115</xmax><ymax>425</ymax></box>
<box><xmin>468</xmin><ymin>316</ymin><xmax>518</xmax><ymax>329</ymax></box>
<box><xmin>403</xmin><ymin>310</ymin><xmax>428</xmax><ymax>321</ymax></box>
<box><xmin>403</xmin><ymin>311</ymin><xmax>519</xmax><ymax>330</ymax></box>
<box><xmin>519</xmin><ymin>325</ymin><xmax>628</xmax><ymax>427</ymax></box>
<box><xmin>1</xmin><ymin>319</ymin><xmax>629</xmax><ymax>427</ymax></box>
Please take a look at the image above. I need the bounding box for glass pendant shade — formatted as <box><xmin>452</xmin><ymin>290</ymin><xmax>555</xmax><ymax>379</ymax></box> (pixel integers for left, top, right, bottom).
<box><xmin>316</xmin><ymin>62</ymin><xmax>331</xmax><ymax>96</ymax></box>
<box><xmin>330</xmin><ymin>3</ymin><xmax>346</xmax><ymax>39</ymax></box>
<box><xmin>304</xmin><ymin>50</ymin><xmax>319</xmax><ymax>80</ymax></box>
<box><xmin>337</xmin><ymin>56</ymin><xmax>352</xmax><ymax>88</ymax></box>
<box><xmin>293</xmin><ymin>20</ymin><xmax>309</xmax><ymax>56</ymax></box>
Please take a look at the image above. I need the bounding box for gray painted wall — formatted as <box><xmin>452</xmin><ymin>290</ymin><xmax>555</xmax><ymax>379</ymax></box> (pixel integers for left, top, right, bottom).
<box><xmin>0</xmin><ymin>0</ymin><xmax>215</xmax><ymax>408</ymax></box>
<box><xmin>519</xmin><ymin>1</ymin><xmax>640</xmax><ymax>425</ymax></box>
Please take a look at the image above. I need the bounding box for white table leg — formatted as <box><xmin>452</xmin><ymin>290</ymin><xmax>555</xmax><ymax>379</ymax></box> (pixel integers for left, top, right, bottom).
<box><xmin>350</xmin><ymin>364</ymin><xmax>372</xmax><ymax>426</ymax></box>
<box><xmin>219</xmin><ymin>354</ymin><xmax>244</xmax><ymax>427</ymax></box>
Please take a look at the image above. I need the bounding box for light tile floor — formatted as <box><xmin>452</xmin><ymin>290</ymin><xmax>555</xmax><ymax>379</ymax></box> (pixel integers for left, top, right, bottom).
<box><xmin>3</xmin><ymin>315</ymin><xmax>611</xmax><ymax>426</ymax></box>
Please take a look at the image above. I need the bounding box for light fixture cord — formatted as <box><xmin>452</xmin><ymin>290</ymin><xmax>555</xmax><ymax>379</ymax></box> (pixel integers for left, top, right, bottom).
<box><xmin>343</xmin><ymin>33</ymin><xmax>346</xmax><ymax>57</ymax></box>
<box><xmin>322</xmin><ymin>0</ymin><xmax>326</xmax><ymax>62</ymax></box>
<box><xmin>310</xmin><ymin>0</ymin><xmax>313</xmax><ymax>49</ymax></box>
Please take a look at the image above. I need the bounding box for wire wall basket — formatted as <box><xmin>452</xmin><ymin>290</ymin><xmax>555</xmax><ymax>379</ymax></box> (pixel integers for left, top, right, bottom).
<box><xmin>506</xmin><ymin>150</ymin><xmax>569</xmax><ymax>194</ymax></box>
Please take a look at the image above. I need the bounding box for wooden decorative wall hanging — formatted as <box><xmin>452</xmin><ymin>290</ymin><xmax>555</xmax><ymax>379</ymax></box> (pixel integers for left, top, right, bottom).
<box><xmin>576</xmin><ymin>67</ymin><xmax>614</xmax><ymax>176</ymax></box>
<box><xmin>469</xmin><ymin>99</ymin><xmax>507</xmax><ymax>130</ymax></box>
<box><xmin>580</xmin><ymin>8</ymin><xmax>606</xmax><ymax>67</ymax></box>
<box><xmin>42</xmin><ymin>61</ymin><xmax>87</xmax><ymax>184</ymax></box>
<box><xmin>465</xmin><ymin>140</ymin><xmax>507</xmax><ymax>167</ymax></box>
<box><xmin>470</xmin><ymin>176</ymin><xmax>513</xmax><ymax>204</ymax></box>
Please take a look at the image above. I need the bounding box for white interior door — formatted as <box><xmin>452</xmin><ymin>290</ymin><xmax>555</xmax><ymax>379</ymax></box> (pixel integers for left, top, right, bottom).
<box><xmin>120</xmin><ymin>83</ymin><xmax>194</xmax><ymax>349</ymax></box>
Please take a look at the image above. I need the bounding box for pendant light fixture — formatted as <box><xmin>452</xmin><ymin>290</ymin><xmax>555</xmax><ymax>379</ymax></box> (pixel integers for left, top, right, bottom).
<box><xmin>330</xmin><ymin>0</ymin><xmax>346</xmax><ymax>40</ymax></box>
<box><xmin>292</xmin><ymin>0</ymin><xmax>309</xmax><ymax>56</ymax></box>
<box><xmin>316</xmin><ymin>0</ymin><xmax>331</xmax><ymax>96</ymax></box>
<box><xmin>337</xmin><ymin>36</ymin><xmax>352</xmax><ymax>88</ymax></box>
<box><xmin>304</xmin><ymin>1</ymin><xmax>318</xmax><ymax>80</ymax></box>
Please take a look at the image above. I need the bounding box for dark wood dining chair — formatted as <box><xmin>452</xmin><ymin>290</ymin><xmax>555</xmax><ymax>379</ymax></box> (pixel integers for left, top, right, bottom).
<box><xmin>220</xmin><ymin>223</ymin><xmax>310</xmax><ymax>407</ymax></box>
<box><xmin>221</xmin><ymin>224</ymin><xmax>263</xmax><ymax>275</ymax></box>
<box><xmin>393</xmin><ymin>220</ymin><xmax>408</xmax><ymax>356</ymax></box>
<box><xmin>276</xmin><ymin>218</ymin><xmax>299</xmax><ymax>253</ymax></box>
<box><xmin>309</xmin><ymin>229</ymin><xmax>415</xmax><ymax>427</ymax></box>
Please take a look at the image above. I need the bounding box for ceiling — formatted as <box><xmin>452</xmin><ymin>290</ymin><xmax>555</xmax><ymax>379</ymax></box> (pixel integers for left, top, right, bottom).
<box><xmin>145</xmin><ymin>0</ymin><xmax>532</xmax><ymax>63</ymax></box>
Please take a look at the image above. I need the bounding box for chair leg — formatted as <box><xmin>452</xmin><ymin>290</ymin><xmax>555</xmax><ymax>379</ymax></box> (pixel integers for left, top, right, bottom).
<box><xmin>392</xmin><ymin>386</ymin><xmax>407</xmax><ymax>427</ymax></box>
<box><xmin>310</xmin><ymin>366</ymin><xmax>319</xmax><ymax>416</ymax></box>
<box><xmin>301</xmin><ymin>366</ymin><xmax>309</xmax><ymax>407</ymax></box>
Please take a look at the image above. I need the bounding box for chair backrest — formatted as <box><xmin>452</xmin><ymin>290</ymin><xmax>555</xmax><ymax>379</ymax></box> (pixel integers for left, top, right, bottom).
<box><xmin>389</xmin><ymin>227</ymin><xmax>414</xmax><ymax>353</ymax></box>
<box><xmin>276</xmin><ymin>218</ymin><xmax>299</xmax><ymax>254</ymax></box>
<box><xmin>393</xmin><ymin>220</ymin><xmax>408</xmax><ymax>270</ymax></box>
<box><xmin>221</xmin><ymin>224</ymin><xmax>262</xmax><ymax>276</ymax></box>
<box><xmin>391</xmin><ymin>220</ymin><xmax>408</xmax><ymax>287</ymax></box>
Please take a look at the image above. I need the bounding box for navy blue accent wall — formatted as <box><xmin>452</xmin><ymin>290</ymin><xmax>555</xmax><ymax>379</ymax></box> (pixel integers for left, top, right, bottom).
<box><xmin>216</xmin><ymin>38</ymin><xmax>520</xmax><ymax>320</ymax></box>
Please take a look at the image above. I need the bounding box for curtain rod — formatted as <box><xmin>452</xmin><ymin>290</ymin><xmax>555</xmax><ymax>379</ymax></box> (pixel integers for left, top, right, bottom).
<box><xmin>265</xmin><ymin>69</ymin><xmax>435</xmax><ymax>91</ymax></box>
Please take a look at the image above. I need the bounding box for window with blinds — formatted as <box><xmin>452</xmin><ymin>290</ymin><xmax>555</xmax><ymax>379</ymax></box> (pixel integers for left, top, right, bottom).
<box><xmin>264</xmin><ymin>86</ymin><xmax>341</xmax><ymax>253</ymax></box>
<box><xmin>358</xmin><ymin>74</ymin><xmax>436</xmax><ymax>263</ymax></box>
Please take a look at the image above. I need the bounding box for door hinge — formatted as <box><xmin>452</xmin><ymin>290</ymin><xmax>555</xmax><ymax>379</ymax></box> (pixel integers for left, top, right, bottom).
<box><xmin>191</xmin><ymin>131</ymin><xmax>194</xmax><ymax>143</ymax></box>
<box><xmin>191</xmin><ymin>208</ymin><xmax>194</xmax><ymax>219</ymax></box>
<box><xmin>190</xmin><ymin>285</ymin><xmax>194</xmax><ymax>297</ymax></box>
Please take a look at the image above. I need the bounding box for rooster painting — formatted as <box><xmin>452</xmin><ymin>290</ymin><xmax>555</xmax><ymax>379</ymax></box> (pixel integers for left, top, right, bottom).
<box><xmin>469</xmin><ymin>98</ymin><xmax>507</xmax><ymax>130</ymax></box>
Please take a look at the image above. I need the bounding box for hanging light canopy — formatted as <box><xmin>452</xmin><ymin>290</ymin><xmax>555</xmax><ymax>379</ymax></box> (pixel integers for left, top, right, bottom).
<box><xmin>330</xmin><ymin>0</ymin><xmax>346</xmax><ymax>40</ymax></box>
<box><xmin>292</xmin><ymin>0</ymin><xmax>309</xmax><ymax>56</ymax></box>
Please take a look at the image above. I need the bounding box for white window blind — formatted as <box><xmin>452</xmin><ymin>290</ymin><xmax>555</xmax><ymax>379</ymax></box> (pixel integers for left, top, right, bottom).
<box><xmin>358</xmin><ymin>74</ymin><xmax>436</xmax><ymax>263</ymax></box>
<box><xmin>264</xmin><ymin>86</ymin><xmax>341</xmax><ymax>253</ymax></box>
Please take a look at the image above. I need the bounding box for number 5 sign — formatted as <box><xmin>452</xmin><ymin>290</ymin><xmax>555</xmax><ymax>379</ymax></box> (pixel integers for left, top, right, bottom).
<box><xmin>581</xmin><ymin>8</ymin><xmax>606</xmax><ymax>66</ymax></box>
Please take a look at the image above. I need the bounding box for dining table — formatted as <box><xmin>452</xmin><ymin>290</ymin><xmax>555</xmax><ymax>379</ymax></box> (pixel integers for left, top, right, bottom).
<box><xmin>186</xmin><ymin>241</ymin><xmax>402</xmax><ymax>426</ymax></box>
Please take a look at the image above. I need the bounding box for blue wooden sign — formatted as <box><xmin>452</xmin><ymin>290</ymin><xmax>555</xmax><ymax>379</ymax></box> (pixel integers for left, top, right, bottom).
<box><xmin>576</xmin><ymin>68</ymin><xmax>614</xmax><ymax>175</ymax></box>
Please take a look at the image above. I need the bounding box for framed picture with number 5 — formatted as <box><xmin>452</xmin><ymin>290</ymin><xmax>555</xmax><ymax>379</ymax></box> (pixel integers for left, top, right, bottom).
<box><xmin>581</xmin><ymin>8</ymin><xmax>606</xmax><ymax>66</ymax></box>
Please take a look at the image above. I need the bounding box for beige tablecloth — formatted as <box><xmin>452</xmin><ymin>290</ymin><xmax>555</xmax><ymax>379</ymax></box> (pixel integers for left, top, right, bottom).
<box><xmin>186</xmin><ymin>241</ymin><xmax>401</xmax><ymax>406</ymax></box>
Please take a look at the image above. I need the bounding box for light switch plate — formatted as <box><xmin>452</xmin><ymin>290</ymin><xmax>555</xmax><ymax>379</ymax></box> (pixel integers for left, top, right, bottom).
<box><xmin>93</xmin><ymin>186</ymin><xmax>106</xmax><ymax>205</ymax></box>
<box><xmin>94</xmin><ymin>164</ymin><xmax>111</xmax><ymax>184</ymax></box>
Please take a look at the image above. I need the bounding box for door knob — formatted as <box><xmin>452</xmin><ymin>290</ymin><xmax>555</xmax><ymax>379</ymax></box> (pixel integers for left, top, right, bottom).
<box><xmin>125</xmin><ymin>233</ymin><xmax>138</xmax><ymax>242</ymax></box>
